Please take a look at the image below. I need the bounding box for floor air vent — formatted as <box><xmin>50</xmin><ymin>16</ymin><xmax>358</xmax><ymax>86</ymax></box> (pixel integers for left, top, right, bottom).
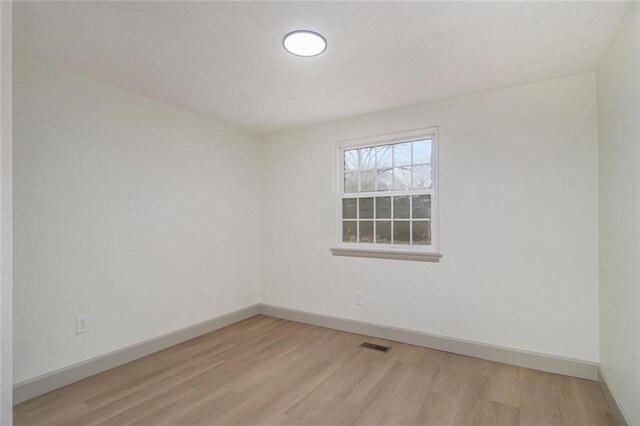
<box><xmin>360</xmin><ymin>342</ymin><xmax>391</xmax><ymax>352</ymax></box>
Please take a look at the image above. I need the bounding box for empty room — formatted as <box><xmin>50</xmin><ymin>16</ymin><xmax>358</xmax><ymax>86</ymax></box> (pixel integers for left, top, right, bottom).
<box><xmin>0</xmin><ymin>0</ymin><xmax>638</xmax><ymax>425</ymax></box>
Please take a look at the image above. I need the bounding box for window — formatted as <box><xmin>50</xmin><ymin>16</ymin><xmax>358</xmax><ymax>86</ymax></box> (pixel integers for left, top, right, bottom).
<box><xmin>332</xmin><ymin>128</ymin><xmax>440</xmax><ymax>261</ymax></box>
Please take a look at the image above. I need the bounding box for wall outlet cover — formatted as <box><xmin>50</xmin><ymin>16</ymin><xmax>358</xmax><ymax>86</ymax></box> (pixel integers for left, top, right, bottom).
<box><xmin>76</xmin><ymin>315</ymin><xmax>89</xmax><ymax>334</ymax></box>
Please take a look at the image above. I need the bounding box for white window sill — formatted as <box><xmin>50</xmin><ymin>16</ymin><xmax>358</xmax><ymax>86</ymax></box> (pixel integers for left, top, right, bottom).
<box><xmin>330</xmin><ymin>247</ymin><xmax>442</xmax><ymax>262</ymax></box>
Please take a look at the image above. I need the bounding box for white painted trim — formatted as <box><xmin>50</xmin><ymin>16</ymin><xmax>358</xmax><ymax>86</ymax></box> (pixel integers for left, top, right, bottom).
<box><xmin>0</xmin><ymin>2</ymin><xmax>12</xmax><ymax>423</ymax></box>
<box><xmin>333</xmin><ymin>127</ymin><xmax>440</xmax><ymax>256</ymax></box>
<box><xmin>598</xmin><ymin>367</ymin><xmax>630</xmax><ymax>426</ymax></box>
<box><xmin>15</xmin><ymin>303</ymin><xmax>600</xmax><ymax>406</ymax></box>
<box><xmin>261</xmin><ymin>304</ymin><xmax>599</xmax><ymax>380</ymax></box>
<box><xmin>13</xmin><ymin>304</ymin><xmax>261</xmax><ymax>404</ymax></box>
<box><xmin>330</xmin><ymin>247</ymin><xmax>442</xmax><ymax>262</ymax></box>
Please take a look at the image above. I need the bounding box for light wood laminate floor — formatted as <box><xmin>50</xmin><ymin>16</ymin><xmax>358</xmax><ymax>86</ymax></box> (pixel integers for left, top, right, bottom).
<box><xmin>15</xmin><ymin>315</ymin><xmax>613</xmax><ymax>425</ymax></box>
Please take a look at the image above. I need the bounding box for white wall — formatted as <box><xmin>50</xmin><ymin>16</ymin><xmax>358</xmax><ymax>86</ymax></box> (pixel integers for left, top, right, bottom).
<box><xmin>597</xmin><ymin>3</ymin><xmax>639</xmax><ymax>425</ymax></box>
<box><xmin>13</xmin><ymin>56</ymin><xmax>261</xmax><ymax>384</ymax></box>
<box><xmin>0</xmin><ymin>1</ymin><xmax>12</xmax><ymax>423</ymax></box>
<box><xmin>261</xmin><ymin>74</ymin><xmax>600</xmax><ymax>362</ymax></box>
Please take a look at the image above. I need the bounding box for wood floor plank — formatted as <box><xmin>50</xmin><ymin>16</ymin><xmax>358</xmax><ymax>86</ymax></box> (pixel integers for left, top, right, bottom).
<box><xmin>14</xmin><ymin>315</ymin><xmax>612</xmax><ymax>426</ymax></box>
<box><xmin>353</xmin><ymin>361</ymin><xmax>434</xmax><ymax>426</ymax></box>
<box><xmin>518</xmin><ymin>367</ymin><xmax>595</xmax><ymax>426</ymax></box>
<box><xmin>449</xmin><ymin>398</ymin><xmax>520</xmax><ymax>426</ymax></box>
<box><xmin>412</xmin><ymin>392</ymin><xmax>457</xmax><ymax>425</ymax></box>
<box><xmin>95</xmin><ymin>385</ymin><xmax>198</xmax><ymax>426</ymax></box>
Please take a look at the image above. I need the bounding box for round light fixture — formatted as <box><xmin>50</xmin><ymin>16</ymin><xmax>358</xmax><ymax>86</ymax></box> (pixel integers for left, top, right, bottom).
<box><xmin>283</xmin><ymin>30</ymin><xmax>327</xmax><ymax>57</ymax></box>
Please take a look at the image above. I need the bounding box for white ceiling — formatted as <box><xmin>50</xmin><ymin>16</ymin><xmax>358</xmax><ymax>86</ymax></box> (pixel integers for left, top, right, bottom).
<box><xmin>14</xmin><ymin>1</ymin><xmax>629</xmax><ymax>132</ymax></box>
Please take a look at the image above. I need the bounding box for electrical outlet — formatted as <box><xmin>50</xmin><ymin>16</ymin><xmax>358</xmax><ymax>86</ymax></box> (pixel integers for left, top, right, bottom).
<box><xmin>76</xmin><ymin>315</ymin><xmax>89</xmax><ymax>334</ymax></box>
<box><xmin>355</xmin><ymin>292</ymin><xmax>364</xmax><ymax>305</ymax></box>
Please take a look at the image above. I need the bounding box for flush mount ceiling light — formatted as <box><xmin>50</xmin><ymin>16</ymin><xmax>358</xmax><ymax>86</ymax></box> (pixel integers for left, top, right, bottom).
<box><xmin>283</xmin><ymin>30</ymin><xmax>327</xmax><ymax>57</ymax></box>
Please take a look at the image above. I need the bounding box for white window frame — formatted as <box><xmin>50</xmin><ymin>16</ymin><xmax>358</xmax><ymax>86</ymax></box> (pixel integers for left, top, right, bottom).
<box><xmin>331</xmin><ymin>127</ymin><xmax>441</xmax><ymax>262</ymax></box>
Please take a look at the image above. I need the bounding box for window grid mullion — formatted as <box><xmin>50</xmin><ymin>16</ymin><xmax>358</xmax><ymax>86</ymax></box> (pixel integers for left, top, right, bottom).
<box><xmin>390</xmin><ymin>196</ymin><xmax>394</xmax><ymax>244</ymax></box>
<box><xmin>373</xmin><ymin>196</ymin><xmax>377</xmax><ymax>243</ymax></box>
<box><xmin>342</xmin><ymin>189</ymin><xmax>431</xmax><ymax>199</ymax></box>
<box><xmin>409</xmin><ymin>195</ymin><xmax>413</xmax><ymax>245</ymax></box>
<box><xmin>374</xmin><ymin>146</ymin><xmax>378</xmax><ymax>192</ymax></box>
<box><xmin>391</xmin><ymin>142</ymin><xmax>395</xmax><ymax>195</ymax></box>
<box><xmin>410</xmin><ymin>139</ymin><xmax>414</xmax><ymax>191</ymax></box>
<box><xmin>356</xmin><ymin>198</ymin><xmax>360</xmax><ymax>243</ymax></box>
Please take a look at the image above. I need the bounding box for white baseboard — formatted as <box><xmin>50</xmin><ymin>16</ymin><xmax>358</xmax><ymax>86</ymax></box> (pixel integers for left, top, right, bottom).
<box><xmin>261</xmin><ymin>304</ymin><xmax>599</xmax><ymax>381</ymax></box>
<box><xmin>15</xmin><ymin>303</ymin><xmax>600</xmax><ymax>405</ymax></box>
<box><xmin>598</xmin><ymin>367</ymin><xmax>630</xmax><ymax>426</ymax></box>
<box><xmin>13</xmin><ymin>304</ymin><xmax>261</xmax><ymax>404</ymax></box>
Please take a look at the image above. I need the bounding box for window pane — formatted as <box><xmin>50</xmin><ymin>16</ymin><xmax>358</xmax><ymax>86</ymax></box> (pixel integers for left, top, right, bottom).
<box><xmin>376</xmin><ymin>221</ymin><xmax>391</xmax><ymax>243</ymax></box>
<box><xmin>393</xmin><ymin>221</ymin><xmax>410</xmax><ymax>244</ymax></box>
<box><xmin>376</xmin><ymin>197</ymin><xmax>391</xmax><ymax>219</ymax></box>
<box><xmin>412</xmin><ymin>165</ymin><xmax>432</xmax><ymax>189</ymax></box>
<box><xmin>359</xmin><ymin>197</ymin><xmax>374</xmax><ymax>219</ymax></box>
<box><xmin>342</xmin><ymin>221</ymin><xmax>357</xmax><ymax>242</ymax></box>
<box><xmin>393</xmin><ymin>142</ymin><xmax>412</xmax><ymax>166</ymax></box>
<box><xmin>360</xmin><ymin>147</ymin><xmax>375</xmax><ymax>170</ymax></box>
<box><xmin>412</xmin><ymin>195</ymin><xmax>431</xmax><ymax>219</ymax></box>
<box><xmin>393</xmin><ymin>196</ymin><xmax>410</xmax><ymax>219</ymax></box>
<box><xmin>413</xmin><ymin>139</ymin><xmax>431</xmax><ymax>164</ymax></box>
<box><xmin>393</xmin><ymin>166</ymin><xmax>411</xmax><ymax>190</ymax></box>
<box><xmin>376</xmin><ymin>168</ymin><xmax>392</xmax><ymax>191</ymax></box>
<box><xmin>344</xmin><ymin>171</ymin><xmax>359</xmax><ymax>193</ymax></box>
<box><xmin>376</xmin><ymin>145</ymin><xmax>392</xmax><ymax>168</ymax></box>
<box><xmin>360</xmin><ymin>170</ymin><xmax>375</xmax><ymax>192</ymax></box>
<box><xmin>341</xmin><ymin>138</ymin><xmax>436</xmax><ymax>248</ymax></box>
<box><xmin>342</xmin><ymin>198</ymin><xmax>357</xmax><ymax>219</ymax></box>
<box><xmin>412</xmin><ymin>221</ymin><xmax>431</xmax><ymax>245</ymax></box>
<box><xmin>360</xmin><ymin>221</ymin><xmax>374</xmax><ymax>242</ymax></box>
<box><xmin>344</xmin><ymin>149</ymin><xmax>359</xmax><ymax>171</ymax></box>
